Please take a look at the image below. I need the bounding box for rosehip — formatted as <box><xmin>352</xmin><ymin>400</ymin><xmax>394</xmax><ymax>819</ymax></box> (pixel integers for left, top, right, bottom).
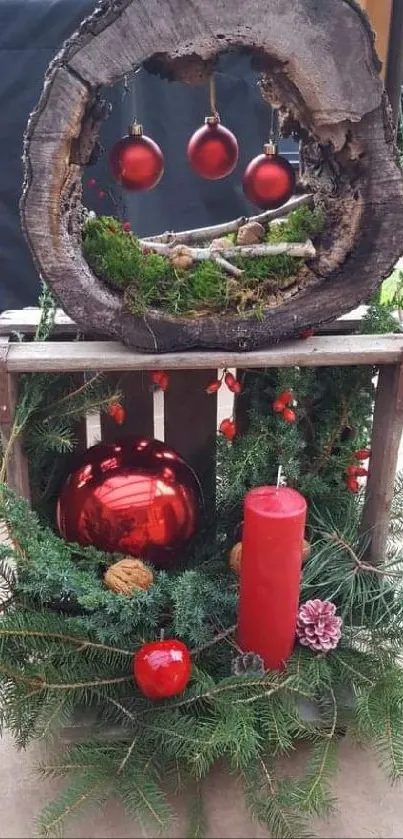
<box><xmin>273</xmin><ymin>399</ymin><xmax>286</xmax><ymax>413</ymax></box>
<box><xmin>87</xmin><ymin>178</ymin><xmax>97</xmax><ymax>188</ymax></box>
<box><xmin>121</xmin><ymin>221</ymin><xmax>131</xmax><ymax>233</ymax></box>
<box><xmin>206</xmin><ymin>379</ymin><xmax>222</xmax><ymax>394</ymax></box>
<box><xmin>346</xmin><ymin>477</ymin><xmax>359</xmax><ymax>493</ymax></box>
<box><xmin>354</xmin><ymin>467</ymin><xmax>369</xmax><ymax>477</ymax></box>
<box><xmin>278</xmin><ymin>390</ymin><xmax>293</xmax><ymax>405</ymax></box>
<box><xmin>301</xmin><ymin>328</ymin><xmax>314</xmax><ymax>339</ymax></box>
<box><xmin>98</xmin><ymin>190</ymin><xmax>106</xmax><ymax>199</ymax></box>
<box><xmin>114</xmin><ymin>406</ymin><xmax>126</xmax><ymax>425</ymax></box>
<box><xmin>354</xmin><ymin>449</ymin><xmax>371</xmax><ymax>461</ymax></box>
<box><xmin>346</xmin><ymin>465</ymin><xmax>359</xmax><ymax>477</ymax></box>
<box><xmin>224</xmin><ymin>372</ymin><xmax>242</xmax><ymax>394</ymax></box>
<box><xmin>151</xmin><ymin>371</ymin><xmax>169</xmax><ymax>391</ymax></box>
<box><xmin>220</xmin><ymin>418</ymin><xmax>236</xmax><ymax>441</ymax></box>
<box><xmin>282</xmin><ymin>408</ymin><xmax>296</xmax><ymax>423</ymax></box>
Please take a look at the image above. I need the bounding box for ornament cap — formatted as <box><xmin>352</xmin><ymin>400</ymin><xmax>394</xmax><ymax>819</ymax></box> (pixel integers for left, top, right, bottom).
<box><xmin>129</xmin><ymin>122</ymin><xmax>143</xmax><ymax>137</ymax></box>
<box><xmin>205</xmin><ymin>114</ymin><xmax>220</xmax><ymax>126</ymax></box>
<box><xmin>263</xmin><ymin>141</ymin><xmax>278</xmax><ymax>157</ymax></box>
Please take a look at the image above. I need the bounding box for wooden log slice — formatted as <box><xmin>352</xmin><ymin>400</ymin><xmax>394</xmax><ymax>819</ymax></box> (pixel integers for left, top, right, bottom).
<box><xmin>20</xmin><ymin>0</ymin><xmax>403</xmax><ymax>352</ymax></box>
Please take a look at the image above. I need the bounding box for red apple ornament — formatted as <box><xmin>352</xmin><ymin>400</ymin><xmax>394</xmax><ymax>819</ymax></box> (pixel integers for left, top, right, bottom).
<box><xmin>109</xmin><ymin>123</ymin><xmax>164</xmax><ymax>192</ymax></box>
<box><xmin>187</xmin><ymin>116</ymin><xmax>239</xmax><ymax>181</ymax></box>
<box><xmin>133</xmin><ymin>639</ymin><xmax>191</xmax><ymax>699</ymax></box>
<box><xmin>242</xmin><ymin>141</ymin><xmax>296</xmax><ymax>210</ymax></box>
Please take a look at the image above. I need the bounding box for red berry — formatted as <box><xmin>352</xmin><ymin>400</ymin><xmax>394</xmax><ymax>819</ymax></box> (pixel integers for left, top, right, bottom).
<box><xmin>107</xmin><ymin>402</ymin><xmax>119</xmax><ymax>418</ymax></box>
<box><xmin>114</xmin><ymin>406</ymin><xmax>126</xmax><ymax>425</ymax></box>
<box><xmin>87</xmin><ymin>178</ymin><xmax>97</xmax><ymax>188</ymax></box>
<box><xmin>98</xmin><ymin>190</ymin><xmax>106</xmax><ymax>199</ymax></box>
<box><xmin>355</xmin><ymin>467</ymin><xmax>369</xmax><ymax>477</ymax></box>
<box><xmin>206</xmin><ymin>379</ymin><xmax>222</xmax><ymax>394</ymax></box>
<box><xmin>150</xmin><ymin>370</ymin><xmax>169</xmax><ymax>391</ymax></box>
<box><xmin>220</xmin><ymin>418</ymin><xmax>236</xmax><ymax>441</ymax></box>
<box><xmin>301</xmin><ymin>328</ymin><xmax>314</xmax><ymax>339</ymax></box>
<box><xmin>133</xmin><ymin>639</ymin><xmax>191</xmax><ymax>700</ymax></box>
<box><xmin>278</xmin><ymin>390</ymin><xmax>293</xmax><ymax>405</ymax></box>
<box><xmin>346</xmin><ymin>477</ymin><xmax>359</xmax><ymax>493</ymax></box>
<box><xmin>354</xmin><ymin>449</ymin><xmax>371</xmax><ymax>461</ymax></box>
<box><xmin>273</xmin><ymin>399</ymin><xmax>286</xmax><ymax>413</ymax></box>
<box><xmin>282</xmin><ymin>408</ymin><xmax>296</xmax><ymax>423</ymax></box>
<box><xmin>224</xmin><ymin>372</ymin><xmax>242</xmax><ymax>394</ymax></box>
<box><xmin>346</xmin><ymin>465</ymin><xmax>359</xmax><ymax>477</ymax></box>
<box><xmin>121</xmin><ymin>221</ymin><xmax>131</xmax><ymax>233</ymax></box>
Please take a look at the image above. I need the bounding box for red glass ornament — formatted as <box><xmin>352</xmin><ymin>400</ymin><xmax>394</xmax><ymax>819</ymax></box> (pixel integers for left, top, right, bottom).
<box><xmin>242</xmin><ymin>142</ymin><xmax>296</xmax><ymax>210</ymax></box>
<box><xmin>187</xmin><ymin>117</ymin><xmax>239</xmax><ymax>181</ymax></box>
<box><xmin>133</xmin><ymin>639</ymin><xmax>191</xmax><ymax>700</ymax></box>
<box><xmin>56</xmin><ymin>437</ymin><xmax>200</xmax><ymax>569</ymax></box>
<box><xmin>109</xmin><ymin>123</ymin><xmax>164</xmax><ymax>192</ymax></box>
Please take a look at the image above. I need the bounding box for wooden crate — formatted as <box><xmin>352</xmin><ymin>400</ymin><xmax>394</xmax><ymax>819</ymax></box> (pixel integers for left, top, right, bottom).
<box><xmin>1</xmin><ymin>308</ymin><xmax>403</xmax><ymax>563</ymax></box>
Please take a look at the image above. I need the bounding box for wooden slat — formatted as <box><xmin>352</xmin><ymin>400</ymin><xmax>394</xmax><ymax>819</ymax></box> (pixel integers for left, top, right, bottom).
<box><xmin>100</xmin><ymin>372</ymin><xmax>154</xmax><ymax>442</ymax></box>
<box><xmin>361</xmin><ymin>361</ymin><xmax>403</xmax><ymax>562</ymax></box>
<box><xmin>0</xmin><ymin>340</ymin><xmax>31</xmax><ymax>501</ymax></box>
<box><xmin>164</xmin><ymin>370</ymin><xmax>218</xmax><ymax>510</ymax></box>
<box><xmin>0</xmin><ymin>306</ymin><xmax>378</xmax><ymax>337</ymax></box>
<box><xmin>3</xmin><ymin>335</ymin><xmax>403</xmax><ymax>373</ymax></box>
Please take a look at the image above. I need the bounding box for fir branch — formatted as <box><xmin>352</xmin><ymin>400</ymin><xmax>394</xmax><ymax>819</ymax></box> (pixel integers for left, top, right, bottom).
<box><xmin>325</xmin><ymin>532</ymin><xmax>399</xmax><ymax>578</ymax></box>
<box><xmin>0</xmin><ymin>627</ymin><xmax>134</xmax><ymax>657</ymax></box>
<box><xmin>0</xmin><ymin>663</ymin><xmax>132</xmax><ymax>691</ymax></box>
<box><xmin>191</xmin><ymin>624</ymin><xmax>237</xmax><ymax>655</ymax></box>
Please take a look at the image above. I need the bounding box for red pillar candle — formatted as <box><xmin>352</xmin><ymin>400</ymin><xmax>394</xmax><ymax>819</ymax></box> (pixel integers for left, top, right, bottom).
<box><xmin>237</xmin><ymin>486</ymin><xmax>307</xmax><ymax>670</ymax></box>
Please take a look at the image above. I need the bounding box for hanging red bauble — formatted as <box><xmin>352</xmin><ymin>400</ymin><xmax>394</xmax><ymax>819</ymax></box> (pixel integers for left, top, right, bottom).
<box><xmin>242</xmin><ymin>142</ymin><xmax>296</xmax><ymax>209</ymax></box>
<box><xmin>56</xmin><ymin>437</ymin><xmax>200</xmax><ymax>570</ymax></box>
<box><xmin>133</xmin><ymin>638</ymin><xmax>191</xmax><ymax>700</ymax></box>
<box><xmin>187</xmin><ymin>116</ymin><xmax>239</xmax><ymax>181</ymax></box>
<box><xmin>109</xmin><ymin>123</ymin><xmax>164</xmax><ymax>192</ymax></box>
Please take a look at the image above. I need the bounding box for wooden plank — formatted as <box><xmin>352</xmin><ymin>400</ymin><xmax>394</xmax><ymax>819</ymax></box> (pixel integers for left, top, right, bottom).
<box><xmin>164</xmin><ymin>370</ymin><xmax>218</xmax><ymax>511</ymax></box>
<box><xmin>361</xmin><ymin>361</ymin><xmax>403</xmax><ymax>562</ymax></box>
<box><xmin>100</xmin><ymin>372</ymin><xmax>154</xmax><ymax>442</ymax></box>
<box><xmin>0</xmin><ymin>306</ymin><xmax>383</xmax><ymax>336</ymax></box>
<box><xmin>3</xmin><ymin>335</ymin><xmax>403</xmax><ymax>373</ymax></box>
<box><xmin>0</xmin><ymin>341</ymin><xmax>31</xmax><ymax>501</ymax></box>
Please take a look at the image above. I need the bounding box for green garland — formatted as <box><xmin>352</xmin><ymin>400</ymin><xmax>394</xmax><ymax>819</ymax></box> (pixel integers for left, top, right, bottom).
<box><xmin>1</xmin><ymin>289</ymin><xmax>403</xmax><ymax>837</ymax></box>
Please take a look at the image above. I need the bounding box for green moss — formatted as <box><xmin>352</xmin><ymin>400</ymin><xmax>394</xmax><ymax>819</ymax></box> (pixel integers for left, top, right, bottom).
<box><xmin>83</xmin><ymin>207</ymin><xmax>324</xmax><ymax>317</ymax></box>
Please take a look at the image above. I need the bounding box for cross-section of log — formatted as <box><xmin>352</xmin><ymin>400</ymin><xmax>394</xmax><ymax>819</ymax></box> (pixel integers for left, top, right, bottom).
<box><xmin>20</xmin><ymin>0</ymin><xmax>403</xmax><ymax>352</ymax></box>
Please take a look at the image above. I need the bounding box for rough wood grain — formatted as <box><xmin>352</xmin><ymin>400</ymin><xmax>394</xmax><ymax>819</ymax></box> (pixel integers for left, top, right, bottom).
<box><xmin>20</xmin><ymin>0</ymin><xmax>403</xmax><ymax>352</ymax></box>
<box><xmin>3</xmin><ymin>336</ymin><xmax>403</xmax><ymax>373</ymax></box>
<box><xmin>164</xmin><ymin>370</ymin><xmax>217</xmax><ymax>509</ymax></box>
<box><xmin>361</xmin><ymin>361</ymin><xmax>403</xmax><ymax>562</ymax></box>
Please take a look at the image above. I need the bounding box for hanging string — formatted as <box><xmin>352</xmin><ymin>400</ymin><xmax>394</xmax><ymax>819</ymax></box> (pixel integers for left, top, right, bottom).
<box><xmin>270</xmin><ymin>107</ymin><xmax>278</xmax><ymax>142</ymax></box>
<box><xmin>209</xmin><ymin>75</ymin><xmax>219</xmax><ymax>120</ymax></box>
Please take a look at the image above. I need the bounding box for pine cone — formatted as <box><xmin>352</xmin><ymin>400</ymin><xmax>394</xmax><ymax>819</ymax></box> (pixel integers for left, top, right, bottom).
<box><xmin>296</xmin><ymin>599</ymin><xmax>342</xmax><ymax>652</ymax></box>
<box><xmin>104</xmin><ymin>558</ymin><xmax>154</xmax><ymax>596</ymax></box>
<box><xmin>232</xmin><ymin>652</ymin><xmax>265</xmax><ymax>676</ymax></box>
<box><xmin>228</xmin><ymin>542</ymin><xmax>242</xmax><ymax>576</ymax></box>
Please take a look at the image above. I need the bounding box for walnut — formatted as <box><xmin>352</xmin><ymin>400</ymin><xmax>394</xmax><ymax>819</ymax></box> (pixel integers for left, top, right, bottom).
<box><xmin>170</xmin><ymin>245</ymin><xmax>193</xmax><ymax>270</ymax></box>
<box><xmin>236</xmin><ymin>222</ymin><xmax>265</xmax><ymax>246</ymax></box>
<box><xmin>104</xmin><ymin>558</ymin><xmax>154</xmax><ymax>596</ymax></box>
<box><xmin>229</xmin><ymin>542</ymin><xmax>242</xmax><ymax>576</ymax></box>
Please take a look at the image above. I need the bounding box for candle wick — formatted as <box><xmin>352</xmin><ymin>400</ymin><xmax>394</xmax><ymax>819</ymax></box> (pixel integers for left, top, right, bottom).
<box><xmin>276</xmin><ymin>466</ymin><xmax>283</xmax><ymax>490</ymax></box>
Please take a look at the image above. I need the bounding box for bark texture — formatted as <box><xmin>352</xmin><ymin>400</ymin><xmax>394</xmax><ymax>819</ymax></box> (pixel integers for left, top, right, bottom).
<box><xmin>20</xmin><ymin>0</ymin><xmax>403</xmax><ymax>352</ymax></box>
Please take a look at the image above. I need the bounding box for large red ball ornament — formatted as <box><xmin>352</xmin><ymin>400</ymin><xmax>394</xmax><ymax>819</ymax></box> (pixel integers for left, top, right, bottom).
<box><xmin>133</xmin><ymin>639</ymin><xmax>191</xmax><ymax>699</ymax></box>
<box><xmin>187</xmin><ymin>117</ymin><xmax>239</xmax><ymax>180</ymax></box>
<box><xmin>109</xmin><ymin>123</ymin><xmax>164</xmax><ymax>192</ymax></box>
<box><xmin>242</xmin><ymin>142</ymin><xmax>296</xmax><ymax>210</ymax></box>
<box><xmin>56</xmin><ymin>437</ymin><xmax>200</xmax><ymax>569</ymax></box>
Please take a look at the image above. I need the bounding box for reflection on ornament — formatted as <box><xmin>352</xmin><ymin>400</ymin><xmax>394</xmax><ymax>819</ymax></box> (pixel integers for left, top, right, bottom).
<box><xmin>242</xmin><ymin>142</ymin><xmax>296</xmax><ymax>209</ymax></box>
<box><xmin>187</xmin><ymin>117</ymin><xmax>239</xmax><ymax>181</ymax></box>
<box><xmin>109</xmin><ymin>123</ymin><xmax>164</xmax><ymax>192</ymax></box>
<box><xmin>57</xmin><ymin>437</ymin><xmax>200</xmax><ymax>569</ymax></box>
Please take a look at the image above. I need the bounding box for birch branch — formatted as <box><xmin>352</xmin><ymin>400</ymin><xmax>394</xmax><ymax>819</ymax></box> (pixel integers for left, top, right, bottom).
<box><xmin>140</xmin><ymin>239</ymin><xmax>316</xmax><ymax>264</ymax></box>
<box><xmin>142</xmin><ymin>193</ymin><xmax>313</xmax><ymax>245</ymax></box>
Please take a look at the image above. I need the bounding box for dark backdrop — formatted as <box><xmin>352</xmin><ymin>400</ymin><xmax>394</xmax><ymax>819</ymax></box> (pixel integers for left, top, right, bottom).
<box><xmin>0</xmin><ymin>0</ymin><xmax>298</xmax><ymax>311</ymax></box>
